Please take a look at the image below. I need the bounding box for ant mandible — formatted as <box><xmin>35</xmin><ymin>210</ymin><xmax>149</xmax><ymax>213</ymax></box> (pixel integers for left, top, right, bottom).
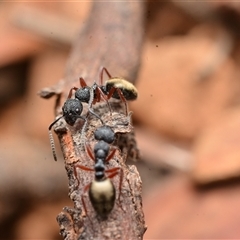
<box><xmin>74</xmin><ymin>125</ymin><xmax>123</xmax><ymax>219</ymax></box>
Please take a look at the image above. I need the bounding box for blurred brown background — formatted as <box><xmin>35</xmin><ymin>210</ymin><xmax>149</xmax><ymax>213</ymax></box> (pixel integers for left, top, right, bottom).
<box><xmin>1</xmin><ymin>1</ymin><xmax>240</xmax><ymax>239</ymax></box>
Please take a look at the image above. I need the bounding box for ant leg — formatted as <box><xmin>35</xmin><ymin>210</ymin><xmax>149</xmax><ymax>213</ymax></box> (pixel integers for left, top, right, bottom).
<box><xmin>116</xmin><ymin>88</ymin><xmax>128</xmax><ymax>116</ymax></box>
<box><xmin>94</xmin><ymin>87</ymin><xmax>112</xmax><ymax>115</ymax></box>
<box><xmin>79</xmin><ymin>77</ymin><xmax>88</xmax><ymax>87</ymax></box>
<box><xmin>82</xmin><ymin>193</ymin><xmax>88</xmax><ymax>217</ymax></box>
<box><xmin>106</xmin><ymin>167</ymin><xmax>124</xmax><ymax>201</ymax></box>
<box><xmin>67</xmin><ymin>87</ymin><xmax>78</xmax><ymax>99</ymax></box>
<box><xmin>85</xmin><ymin>143</ymin><xmax>95</xmax><ymax>162</ymax></box>
<box><xmin>105</xmin><ymin>148</ymin><xmax>117</xmax><ymax>162</ymax></box>
<box><xmin>67</xmin><ymin>77</ymin><xmax>87</xmax><ymax>99</ymax></box>
<box><xmin>74</xmin><ymin>164</ymin><xmax>94</xmax><ymax>187</ymax></box>
<box><xmin>107</xmin><ymin>87</ymin><xmax>128</xmax><ymax>116</ymax></box>
<box><xmin>88</xmin><ymin>108</ymin><xmax>104</xmax><ymax>124</ymax></box>
<box><xmin>99</xmin><ymin>67</ymin><xmax>112</xmax><ymax>85</ymax></box>
<box><xmin>91</xmin><ymin>87</ymin><xmax>102</xmax><ymax>105</ymax></box>
<box><xmin>91</xmin><ymin>86</ymin><xmax>112</xmax><ymax>114</ymax></box>
<box><xmin>82</xmin><ymin>183</ymin><xmax>94</xmax><ymax>227</ymax></box>
<box><xmin>118</xmin><ymin>168</ymin><xmax>123</xmax><ymax>201</ymax></box>
<box><xmin>93</xmin><ymin>87</ymin><xmax>101</xmax><ymax>103</ymax></box>
<box><xmin>86</xmin><ymin>86</ymin><xmax>104</xmax><ymax>124</ymax></box>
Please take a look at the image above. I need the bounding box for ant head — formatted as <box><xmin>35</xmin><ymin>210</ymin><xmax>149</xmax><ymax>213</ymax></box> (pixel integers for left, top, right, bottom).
<box><xmin>62</xmin><ymin>99</ymin><xmax>83</xmax><ymax>126</ymax></box>
<box><xmin>75</xmin><ymin>86</ymin><xmax>91</xmax><ymax>103</ymax></box>
<box><xmin>94</xmin><ymin>125</ymin><xmax>115</xmax><ymax>144</ymax></box>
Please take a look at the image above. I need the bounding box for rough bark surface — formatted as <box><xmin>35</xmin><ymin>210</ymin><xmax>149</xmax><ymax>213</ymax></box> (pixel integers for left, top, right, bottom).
<box><xmin>40</xmin><ymin>2</ymin><xmax>146</xmax><ymax>239</ymax></box>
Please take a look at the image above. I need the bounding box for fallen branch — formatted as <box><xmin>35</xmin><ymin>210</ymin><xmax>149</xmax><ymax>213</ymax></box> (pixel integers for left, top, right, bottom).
<box><xmin>40</xmin><ymin>2</ymin><xmax>146</xmax><ymax>239</ymax></box>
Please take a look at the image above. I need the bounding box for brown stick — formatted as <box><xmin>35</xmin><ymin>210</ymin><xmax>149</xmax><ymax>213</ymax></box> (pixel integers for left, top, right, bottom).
<box><xmin>40</xmin><ymin>2</ymin><xmax>146</xmax><ymax>239</ymax></box>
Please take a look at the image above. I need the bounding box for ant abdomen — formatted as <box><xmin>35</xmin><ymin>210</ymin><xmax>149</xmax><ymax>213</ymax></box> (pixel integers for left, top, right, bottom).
<box><xmin>105</xmin><ymin>77</ymin><xmax>138</xmax><ymax>101</ymax></box>
<box><xmin>89</xmin><ymin>178</ymin><xmax>116</xmax><ymax>219</ymax></box>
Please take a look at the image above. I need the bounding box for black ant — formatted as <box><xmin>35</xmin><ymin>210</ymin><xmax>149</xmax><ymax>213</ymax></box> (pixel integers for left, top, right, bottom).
<box><xmin>49</xmin><ymin>80</ymin><xmax>104</xmax><ymax>129</ymax></box>
<box><xmin>74</xmin><ymin>125</ymin><xmax>123</xmax><ymax>220</ymax></box>
<box><xmin>99</xmin><ymin>67</ymin><xmax>138</xmax><ymax>103</ymax></box>
<box><xmin>69</xmin><ymin>67</ymin><xmax>138</xmax><ymax>117</ymax></box>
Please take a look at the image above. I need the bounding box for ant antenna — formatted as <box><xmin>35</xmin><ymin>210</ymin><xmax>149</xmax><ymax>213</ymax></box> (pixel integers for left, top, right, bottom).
<box><xmin>48</xmin><ymin>115</ymin><xmax>64</xmax><ymax>161</ymax></box>
<box><xmin>49</xmin><ymin>129</ymin><xmax>57</xmax><ymax>161</ymax></box>
<box><xmin>99</xmin><ymin>66</ymin><xmax>112</xmax><ymax>85</ymax></box>
<box><xmin>48</xmin><ymin>115</ymin><xmax>64</xmax><ymax>131</ymax></box>
<box><xmin>48</xmin><ymin>114</ymin><xmax>87</xmax><ymax>161</ymax></box>
<box><xmin>88</xmin><ymin>84</ymin><xmax>94</xmax><ymax>108</ymax></box>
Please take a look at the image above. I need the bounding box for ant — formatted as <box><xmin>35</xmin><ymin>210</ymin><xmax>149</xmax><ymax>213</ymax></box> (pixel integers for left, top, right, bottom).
<box><xmin>74</xmin><ymin>125</ymin><xmax>123</xmax><ymax>220</ymax></box>
<box><xmin>69</xmin><ymin>67</ymin><xmax>138</xmax><ymax>117</ymax></box>
<box><xmin>99</xmin><ymin>67</ymin><xmax>138</xmax><ymax>103</ymax></box>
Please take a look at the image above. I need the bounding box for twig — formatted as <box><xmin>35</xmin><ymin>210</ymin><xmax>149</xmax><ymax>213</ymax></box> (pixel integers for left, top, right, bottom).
<box><xmin>40</xmin><ymin>2</ymin><xmax>146</xmax><ymax>240</ymax></box>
